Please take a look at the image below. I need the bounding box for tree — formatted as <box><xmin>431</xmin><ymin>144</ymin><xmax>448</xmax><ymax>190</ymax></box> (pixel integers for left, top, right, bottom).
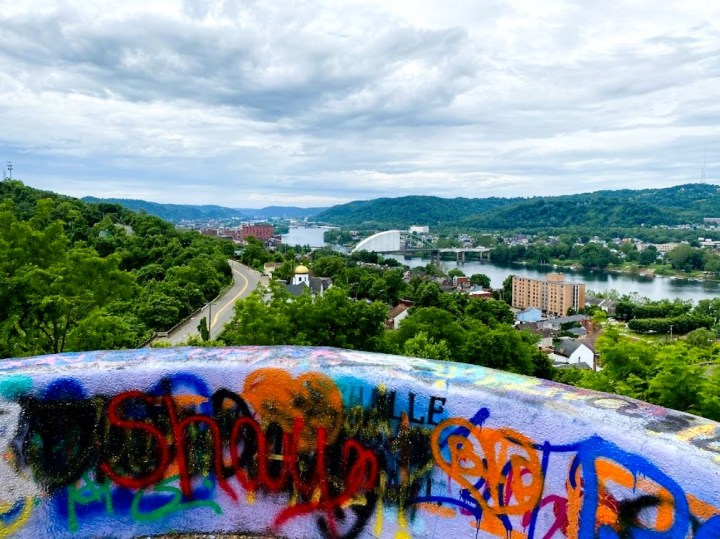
<box><xmin>239</xmin><ymin>236</ymin><xmax>270</xmax><ymax>269</ymax></box>
<box><xmin>694</xmin><ymin>299</ymin><xmax>720</xmax><ymax>327</ymax></box>
<box><xmin>699</xmin><ymin>366</ymin><xmax>720</xmax><ymax>421</ymax></box>
<box><xmin>393</xmin><ymin>307</ymin><xmax>466</xmax><ymax>357</ymax></box>
<box><xmin>464</xmin><ymin>298</ymin><xmax>513</xmax><ymax>327</ymax></box>
<box><xmin>579</xmin><ymin>243</ymin><xmax>612</xmax><ymax>268</ymax></box>
<box><xmin>638</xmin><ymin>245</ymin><xmax>659</xmax><ymax>266</ymax></box>
<box><xmin>685</xmin><ymin>328</ymin><xmax>716</xmax><ymax>348</ymax></box>
<box><xmin>0</xmin><ymin>182</ymin><xmax>233</xmax><ymax>357</ymax></box>
<box><xmin>667</xmin><ymin>244</ymin><xmax>704</xmax><ymax>272</ymax></box>
<box><xmin>65</xmin><ymin>310</ymin><xmax>141</xmax><ymax>351</ymax></box>
<box><xmin>461</xmin><ymin>325</ymin><xmax>536</xmax><ymax>375</ymax></box>
<box><xmin>403</xmin><ymin>332</ymin><xmax>452</xmax><ymax>361</ymax></box>
<box><xmin>410</xmin><ymin>281</ymin><xmax>444</xmax><ymax>309</ymax></box>
<box><xmin>221</xmin><ymin>285</ymin><xmax>294</xmax><ymax>345</ymax></box>
<box><xmin>448</xmin><ymin>268</ymin><xmax>465</xmax><ymax>278</ymax></box>
<box><xmin>378</xmin><ymin>269</ymin><xmax>406</xmax><ymax>305</ymax></box>
<box><xmin>272</xmin><ymin>259</ymin><xmax>296</xmax><ymax>282</ymax></box>
<box><xmin>20</xmin><ymin>249</ymin><xmax>136</xmax><ymax>353</ymax></box>
<box><xmin>531</xmin><ymin>349</ymin><xmax>555</xmax><ymax>380</ymax></box>
<box><xmin>594</xmin><ymin>327</ymin><xmax>655</xmax><ymax>397</ymax></box>
<box><xmin>648</xmin><ymin>344</ymin><xmax>703</xmax><ymax>413</ymax></box>
<box><xmin>312</xmin><ymin>255</ymin><xmax>347</xmax><ymax>279</ymax></box>
<box><xmin>470</xmin><ymin>273</ymin><xmax>491</xmax><ymax>288</ymax></box>
<box><xmin>494</xmin><ymin>274</ymin><xmax>514</xmax><ymax>304</ymax></box>
<box><xmin>704</xmin><ymin>252</ymin><xmax>720</xmax><ymax>276</ymax></box>
<box><xmin>136</xmin><ymin>288</ymin><xmax>185</xmax><ymax>331</ymax></box>
<box><xmin>222</xmin><ymin>284</ymin><xmax>387</xmax><ymax>352</ymax></box>
<box><xmin>591</xmin><ymin>309</ymin><xmax>609</xmax><ymax>330</ymax></box>
<box><xmin>198</xmin><ymin>317</ymin><xmax>210</xmax><ymax>341</ymax></box>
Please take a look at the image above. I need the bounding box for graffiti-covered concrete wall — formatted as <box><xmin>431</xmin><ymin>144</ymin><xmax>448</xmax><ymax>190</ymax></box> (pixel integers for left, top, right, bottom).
<box><xmin>0</xmin><ymin>346</ymin><xmax>719</xmax><ymax>538</ymax></box>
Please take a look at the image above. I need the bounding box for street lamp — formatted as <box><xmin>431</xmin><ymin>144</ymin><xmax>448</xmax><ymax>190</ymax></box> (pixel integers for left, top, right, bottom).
<box><xmin>669</xmin><ymin>324</ymin><xmax>674</xmax><ymax>343</ymax></box>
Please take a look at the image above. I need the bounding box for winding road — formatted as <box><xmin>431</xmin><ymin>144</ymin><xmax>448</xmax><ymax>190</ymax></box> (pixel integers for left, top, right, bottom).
<box><xmin>162</xmin><ymin>260</ymin><xmax>263</xmax><ymax>345</ymax></box>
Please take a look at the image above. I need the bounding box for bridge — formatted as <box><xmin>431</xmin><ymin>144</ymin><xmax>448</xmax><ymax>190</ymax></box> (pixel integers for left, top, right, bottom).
<box><xmin>351</xmin><ymin>229</ymin><xmax>491</xmax><ymax>262</ymax></box>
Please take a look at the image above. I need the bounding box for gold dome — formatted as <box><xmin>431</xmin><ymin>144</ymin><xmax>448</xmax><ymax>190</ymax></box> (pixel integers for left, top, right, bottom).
<box><xmin>294</xmin><ymin>265</ymin><xmax>310</xmax><ymax>274</ymax></box>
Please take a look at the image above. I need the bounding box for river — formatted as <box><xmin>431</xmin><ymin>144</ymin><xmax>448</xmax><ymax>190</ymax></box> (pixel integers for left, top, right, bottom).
<box><xmin>282</xmin><ymin>226</ymin><xmax>335</xmax><ymax>248</ymax></box>
<box><xmin>282</xmin><ymin>227</ymin><xmax>720</xmax><ymax>303</ymax></box>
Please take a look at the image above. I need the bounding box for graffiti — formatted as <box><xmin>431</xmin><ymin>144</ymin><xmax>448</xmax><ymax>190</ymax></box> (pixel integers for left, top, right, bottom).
<box><xmin>65</xmin><ymin>472</ymin><xmax>220</xmax><ymax>531</ymax></box>
<box><xmin>0</xmin><ymin>346</ymin><xmax>718</xmax><ymax>538</ymax></box>
<box><xmin>0</xmin><ymin>397</ymin><xmax>38</xmax><ymax>538</ymax></box>
<box><xmin>431</xmin><ymin>418</ymin><xmax>544</xmax><ymax>515</ymax></box>
<box><xmin>423</xmin><ymin>415</ymin><xmax>720</xmax><ymax>539</ymax></box>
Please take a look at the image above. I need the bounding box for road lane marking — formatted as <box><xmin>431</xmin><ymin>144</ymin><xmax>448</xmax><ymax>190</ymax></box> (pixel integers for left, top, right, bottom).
<box><xmin>210</xmin><ymin>264</ymin><xmax>251</xmax><ymax>329</ymax></box>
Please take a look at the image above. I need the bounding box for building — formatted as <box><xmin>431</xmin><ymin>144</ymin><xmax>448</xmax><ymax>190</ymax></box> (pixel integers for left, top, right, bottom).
<box><xmin>283</xmin><ymin>265</ymin><xmax>333</xmax><ymax>297</ymax></box>
<box><xmin>512</xmin><ymin>273</ymin><xmax>585</xmax><ymax>317</ymax></box>
<box><xmin>517</xmin><ymin>306</ymin><xmax>543</xmax><ymax>323</ymax></box>
<box><xmin>540</xmin><ymin>314</ymin><xmax>589</xmax><ymax>331</ymax></box>
<box><xmin>653</xmin><ymin>242</ymin><xmax>681</xmax><ymax>253</ymax></box>
<box><xmin>516</xmin><ymin>322</ymin><xmax>556</xmax><ymax>349</ymax></box>
<box><xmin>386</xmin><ymin>301</ymin><xmax>413</xmax><ymax>329</ymax></box>
<box><xmin>262</xmin><ymin>262</ymin><xmax>282</xmax><ymax>276</ymax></box>
<box><xmin>409</xmin><ymin>225</ymin><xmax>429</xmax><ymax>234</ymax></box>
<box><xmin>468</xmin><ymin>287</ymin><xmax>493</xmax><ymax>299</ymax></box>
<box><xmin>239</xmin><ymin>224</ymin><xmax>274</xmax><ymax>241</ymax></box>
<box><xmin>548</xmin><ymin>339</ymin><xmax>595</xmax><ymax>370</ymax></box>
<box><xmin>585</xmin><ymin>297</ymin><xmax>617</xmax><ymax>315</ymax></box>
<box><xmin>452</xmin><ymin>276</ymin><xmax>470</xmax><ymax>289</ymax></box>
<box><xmin>292</xmin><ymin>265</ymin><xmax>310</xmax><ymax>286</ymax></box>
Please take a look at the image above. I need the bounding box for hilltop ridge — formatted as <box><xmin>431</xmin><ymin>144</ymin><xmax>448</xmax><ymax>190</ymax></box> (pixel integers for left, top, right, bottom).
<box><xmin>82</xmin><ymin>197</ymin><xmax>327</xmax><ymax>222</ymax></box>
<box><xmin>315</xmin><ymin>183</ymin><xmax>720</xmax><ymax>229</ymax></box>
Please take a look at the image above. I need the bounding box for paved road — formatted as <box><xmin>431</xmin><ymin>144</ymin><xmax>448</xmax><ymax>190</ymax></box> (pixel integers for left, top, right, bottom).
<box><xmin>163</xmin><ymin>261</ymin><xmax>262</xmax><ymax>345</ymax></box>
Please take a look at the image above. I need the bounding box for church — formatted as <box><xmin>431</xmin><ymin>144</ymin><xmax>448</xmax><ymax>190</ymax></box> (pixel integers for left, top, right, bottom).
<box><xmin>283</xmin><ymin>265</ymin><xmax>332</xmax><ymax>296</ymax></box>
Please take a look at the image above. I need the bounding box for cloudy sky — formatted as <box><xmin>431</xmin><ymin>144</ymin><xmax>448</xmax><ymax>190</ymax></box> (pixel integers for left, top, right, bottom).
<box><xmin>1</xmin><ymin>0</ymin><xmax>719</xmax><ymax>208</ymax></box>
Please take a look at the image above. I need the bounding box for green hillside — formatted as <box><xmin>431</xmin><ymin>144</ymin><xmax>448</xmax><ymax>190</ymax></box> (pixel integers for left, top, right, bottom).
<box><xmin>315</xmin><ymin>183</ymin><xmax>720</xmax><ymax>230</ymax></box>
<box><xmin>1</xmin><ymin>181</ymin><xmax>233</xmax><ymax>358</ymax></box>
<box><xmin>82</xmin><ymin>197</ymin><xmax>327</xmax><ymax>222</ymax></box>
<box><xmin>315</xmin><ymin>195</ymin><xmax>514</xmax><ymax>227</ymax></box>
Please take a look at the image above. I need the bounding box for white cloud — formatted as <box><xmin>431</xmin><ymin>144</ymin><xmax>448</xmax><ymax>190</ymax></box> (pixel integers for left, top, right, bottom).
<box><xmin>0</xmin><ymin>0</ymin><xmax>719</xmax><ymax>207</ymax></box>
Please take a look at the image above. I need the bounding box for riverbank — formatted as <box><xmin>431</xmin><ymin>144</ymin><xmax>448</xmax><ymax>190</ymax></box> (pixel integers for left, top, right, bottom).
<box><xmin>513</xmin><ymin>259</ymin><xmax>719</xmax><ymax>283</ymax></box>
<box><xmin>283</xmin><ymin>227</ymin><xmax>720</xmax><ymax>301</ymax></box>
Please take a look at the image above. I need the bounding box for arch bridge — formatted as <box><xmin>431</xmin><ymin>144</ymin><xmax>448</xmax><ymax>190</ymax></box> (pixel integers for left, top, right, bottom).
<box><xmin>351</xmin><ymin>229</ymin><xmax>491</xmax><ymax>262</ymax></box>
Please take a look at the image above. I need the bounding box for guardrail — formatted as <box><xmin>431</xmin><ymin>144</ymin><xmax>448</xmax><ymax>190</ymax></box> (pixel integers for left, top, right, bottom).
<box><xmin>137</xmin><ymin>261</ymin><xmax>255</xmax><ymax>348</ymax></box>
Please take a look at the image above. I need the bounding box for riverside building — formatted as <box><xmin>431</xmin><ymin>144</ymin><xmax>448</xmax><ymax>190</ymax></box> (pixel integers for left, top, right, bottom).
<box><xmin>512</xmin><ymin>273</ymin><xmax>585</xmax><ymax>317</ymax></box>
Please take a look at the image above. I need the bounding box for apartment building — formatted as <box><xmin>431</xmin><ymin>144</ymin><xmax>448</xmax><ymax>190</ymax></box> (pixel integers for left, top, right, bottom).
<box><xmin>512</xmin><ymin>273</ymin><xmax>585</xmax><ymax>317</ymax></box>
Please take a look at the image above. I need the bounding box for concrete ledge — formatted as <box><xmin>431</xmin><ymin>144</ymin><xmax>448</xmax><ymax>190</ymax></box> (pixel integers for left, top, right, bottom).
<box><xmin>0</xmin><ymin>346</ymin><xmax>719</xmax><ymax>538</ymax></box>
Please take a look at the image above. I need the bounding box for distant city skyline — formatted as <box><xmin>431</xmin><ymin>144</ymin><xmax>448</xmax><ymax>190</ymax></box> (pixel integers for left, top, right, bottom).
<box><xmin>1</xmin><ymin>1</ymin><xmax>719</xmax><ymax>208</ymax></box>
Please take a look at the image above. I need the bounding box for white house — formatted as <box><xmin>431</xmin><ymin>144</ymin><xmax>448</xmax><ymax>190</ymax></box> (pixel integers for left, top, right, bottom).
<box><xmin>549</xmin><ymin>339</ymin><xmax>595</xmax><ymax>369</ymax></box>
<box><xmin>387</xmin><ymin>302</ymin><xmax>412</xmax><ymax>330</ymax></box>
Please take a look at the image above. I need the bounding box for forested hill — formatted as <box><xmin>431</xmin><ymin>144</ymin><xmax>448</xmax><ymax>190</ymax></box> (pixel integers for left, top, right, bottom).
<box><xmin>1</xmin><ymin>180</ymin><xmax>234</xmax><ymax>358</ymax></box>
<box><xmin>315</xmin><ymin>183</ymin><xmax>720</xmax><ymax>229</ymax></box>
<box><xmin>82</xmin><ymin>197</ymin><xmax>326</xmax><ymax>222</ymax></box>
<box><xmin>315</xmin><ymin>195</ymin><xmax>515</xmax><ymax>227</ymax></box>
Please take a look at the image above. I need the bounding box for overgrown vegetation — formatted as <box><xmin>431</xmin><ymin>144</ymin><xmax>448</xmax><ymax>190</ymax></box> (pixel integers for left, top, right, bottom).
<box><xmin>556</xmin><ymin>326</ymin><xmax>720</xmax><ymax>421</ymax></box>
<box><xmin>0</xmin><ymin>180</ymin><xmax>233</xmax><ymax>357</ymax></box>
